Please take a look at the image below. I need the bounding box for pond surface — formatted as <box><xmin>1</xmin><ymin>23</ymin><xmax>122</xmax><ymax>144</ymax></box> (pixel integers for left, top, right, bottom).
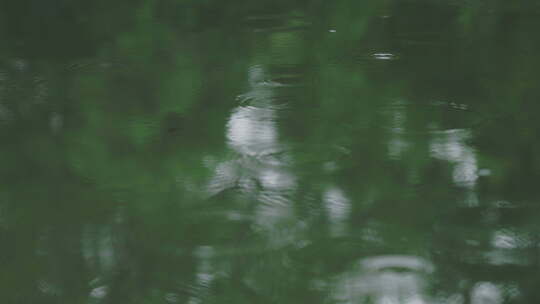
<box><xmin>2</xmin><ymin>1</ymin><xmax>540</xmax><ymax>303</ymax></box>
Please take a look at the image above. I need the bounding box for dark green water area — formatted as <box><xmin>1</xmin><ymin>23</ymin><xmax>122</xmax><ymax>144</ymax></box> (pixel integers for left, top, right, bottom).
<box><xmin>2</xmin><ymin>0</ymin><xmax>540</xmax><ymax>303</ymax></box>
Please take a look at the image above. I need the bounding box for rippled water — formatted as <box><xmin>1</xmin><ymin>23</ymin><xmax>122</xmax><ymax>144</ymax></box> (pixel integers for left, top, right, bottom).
<box><xmin>2</xmin><ymin>1</ymin><xmax>540</xmax><ymax>303</ymax></box>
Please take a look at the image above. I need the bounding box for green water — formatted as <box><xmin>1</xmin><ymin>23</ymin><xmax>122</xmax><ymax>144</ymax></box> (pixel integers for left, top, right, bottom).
<box><xmin>2</xmin><ymin>0</ymin><xmax>540</xmax><ymax>303</ymax></box>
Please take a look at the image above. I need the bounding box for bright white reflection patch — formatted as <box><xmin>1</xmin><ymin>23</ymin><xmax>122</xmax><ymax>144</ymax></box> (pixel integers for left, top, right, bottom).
<box><xmin>360</xmin><ymin>255</ymin><xmax>435</xmax><ymax>273</ymax></box>
<box><xmin>430</xmin><ymin>129</ymin><xmax>478</xmax><ymax>188</ymax></box>
<box><xmin>324</xmin><ymin>186</ymin><xmax>351</xmax><ymax>236</ymax></box>
<box><xmin>259</xmin><ymin>168</ymin><xmax>296</xmax><ymax>190</ymax></box>
<box><xmin>492</xmin><ymin>231</ymin><xmax>519</xmax><ymax>249</ymax></box>
<box><xmin>471</xmin><ymin>282</ymin><xmax>503</xmax><ymax>304</ymax></box>
<box><xmin>207</xmin><ymin>64</ymin><xmax>302</xmax><ymax>249</ymax></box>
<box><xmin>227</xmin><ymin>106</ymin><xmax>278</xmax><ymax>156</ymax></box>
<box><xmin>371</xmin><ymin>53</ymin><xmax>399</xmax><ymax>60</ymax></box>
<box><xmin>89</xmin><ymin>286</ymin><xmax>108</xmax><ymax>299</ymax></box>
<box><xmin>332</xmin><ymin>255</ymin><xmax>433</xmax><ymax>304</ymax></box>
<box><xmin>491</xmin><ymin>229</ymin><xmax>531</xmax><ymax>249</ymax></box>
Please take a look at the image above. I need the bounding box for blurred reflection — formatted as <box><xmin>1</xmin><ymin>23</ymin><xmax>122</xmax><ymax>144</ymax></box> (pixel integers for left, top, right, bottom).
<box><xmin>386</xmin><ymin>100</ymin><xmax>409</xmax><ymax>160</ymax></box>
<box><xmin>209</xmin><ymin>64</ymin><xmax>291</xmax><ymax>188</ymax></box>
<box><xmin>430</xmin><ymin>129</ymin><xmax>478</xmax><ymax>189</ymax></box>
<box><xmin>430</xmin><ymin>129</ymin><xmax>479</xmax><ymax>207</ymax></box>
<box><xmin>3</xmin><ymin>0</ymin><xmax>540</xmax><ymax>303</ymax></box>
<box><xmin>470</xmin><ymin>282</ymin><xmax>503</xmax><ymax>304</ymax></box>
<box><xmin>332</xmin><ymin>256</ymin><xmax>434</xmax><ymax>304</ymax></box>
<box><xmin>210</xmin><ymin>63</ymin><xmax>302</xmax><ymax>248</ymax></box>
<box><xmin>324</xmin><ymin>186</ymin><xmax>351</xmax><ymax>237</ymax></box>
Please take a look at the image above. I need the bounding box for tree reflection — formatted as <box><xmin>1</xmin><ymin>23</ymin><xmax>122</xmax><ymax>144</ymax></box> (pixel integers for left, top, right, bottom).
<box><xmin>2</xmin><ymin>0</ymin><xmax>540</xmax><ymax>303</ymax></box>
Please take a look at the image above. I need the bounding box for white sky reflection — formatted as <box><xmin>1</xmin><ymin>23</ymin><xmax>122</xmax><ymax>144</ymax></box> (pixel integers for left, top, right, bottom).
<box><xmin>324</xmin><ymin>186</ymin><xmax>351</xmax><ymax>237</ymax></box>
<box><xmin>430</xmin><ymin>129</ymin><xmax>478</xmax><ymax>188</ymax></box>
<box><xmin>333</xmin><ymin>256</ymin><xmax>434</xmax><ymax>304</ymax></box>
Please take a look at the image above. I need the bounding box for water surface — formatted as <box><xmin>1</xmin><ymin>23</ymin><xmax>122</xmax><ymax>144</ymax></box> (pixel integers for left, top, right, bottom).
<box><xmin>2</xmin><ymin>1</ymin><xmax>540</xmax><ymax>303</ymax></box>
